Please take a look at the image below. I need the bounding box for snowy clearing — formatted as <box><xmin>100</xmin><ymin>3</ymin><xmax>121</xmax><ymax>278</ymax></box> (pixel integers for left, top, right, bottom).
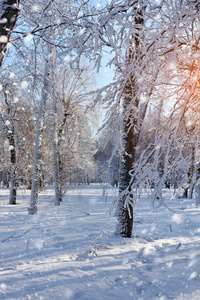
<box><xmin>1</xmin><ymin>185</ymin><xmax>200</xmax><ymax>300</ymax></box>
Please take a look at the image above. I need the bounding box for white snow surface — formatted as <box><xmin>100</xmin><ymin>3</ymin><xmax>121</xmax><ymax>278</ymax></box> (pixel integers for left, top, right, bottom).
<box><xmin>1</xmin><ymin>185</ymin><xmax>200</xmax><ymax>300</ymax></box>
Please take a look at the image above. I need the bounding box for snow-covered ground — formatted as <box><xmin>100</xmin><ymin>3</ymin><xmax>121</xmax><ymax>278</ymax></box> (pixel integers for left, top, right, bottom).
<box><xmin>1</xmin><ymin>184</ymin><xmax>200</xmax><ymax>300</ymax></box>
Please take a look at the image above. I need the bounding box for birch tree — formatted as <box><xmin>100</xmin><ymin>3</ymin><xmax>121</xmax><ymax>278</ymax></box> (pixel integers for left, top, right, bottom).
<box><xmin>28</xmin><ymin>52</ymin><xmax>49</xmax><ymax>214</ymax></box>
<box><xmin>49</xmin><ymin>28</ymin><xmax>62</xmax><ymax>205</ymax></box>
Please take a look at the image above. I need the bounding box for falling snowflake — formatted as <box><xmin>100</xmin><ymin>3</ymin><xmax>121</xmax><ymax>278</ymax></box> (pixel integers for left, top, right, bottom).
<box><xmin>9</xmin><ymin>72</ymin><xmax>15</xmax><ymax>79</ymax></box>
<box><xmin>13</xmin><ymin>97</ymin><xmax>19</xmax><ymax>103</ymax></box>
<box><xmin>171</xmin><ymin>213</ymin><xmax>183</xmax><ymax>224</ymax></box>
<box><xmin>0</xmin><ymin>18</ymin><xmax>7</xmax><ymax>24</ymax></box>
<box><xmin>5</xmin><ymin>120</ymin><xmax>10</xmax><ymax>126</ymax></box>
<box><xmin>25</xmin><ymin>34</ymin><xmax>33</xmax><ymax>43</ymax></box>
<box><xmin>64</xmin><ymin>55</ymin><xmax>71</xmax><ymax>62</ymax></box>
<box><xmin>21</xmin><ymin>81</ymin><xmax>29</xmax><ymax>89</ymax></box>
<box><xmin>0</xmin><ymin>36</ymin><xmax>7</xmax><ymax>43</ymax></box>
<box><xmin>189</xmin><ymin>272</ymin><xmax>198</xmax><ymax>280</ymax></box>
<box><xmin>0</xmin><ymin>283</ymin><xmax>7</xmax><ymax>291</ymax></box>
<box><xmin>32</xmin><ymin>4</ymin><xmax>40</xmax><ymax>12</ymax></box>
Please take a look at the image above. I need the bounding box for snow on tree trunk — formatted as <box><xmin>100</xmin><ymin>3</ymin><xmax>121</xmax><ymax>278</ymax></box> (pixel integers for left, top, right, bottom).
<box><xmin>57</xmin><ymin>108</ymin><xmax>68</xmax><ymax>199</ymax></box>
<box><xmin>53</xmin><ymin>110</ymin><xmax>62</xmax><ymax>205</ymax></box>
<box><xmin>195</xmin><ymin>179</ymin><xmax>200</xmax><ymax>207</ymax></box>
<box><xmin>9</xmin><ymin>163</ymin><xmax>16</xmax><ymax>204</ymax></box>
<box><xmin>188</xmin><ymin>145</ymin><xmax>195</xmax><ymax>199</ymax></box>
<box><xmin>115</xmin><ymin>5</ymin><xmax>144</xmax><ymax>238</ymax></box>
<box><xmin>182</xmin><ymin>145</ymin><xmax>195</xmax><ymax>199</ymax></box>
<box><xmin>0</xmin><ymin>0</ymin><xmax>20</xmax><ymax>67</ymax></box>
<box><xmin>194</xmin><ymin>140</ymin><xmax>200</xmax><ymax>206</ymax></box>
<box><xmin>50</xmin><ymin>30</ymin><xmax>62</xmax><ymax>205</ymax></box>
<box><xmin>195</xmin><ymin>167</ymin><xmax>200</xmax><ymax>207</ymax></box>
<box><xmin>28</xmin><ymin>59</ymin><xmax>49</xmax><ymax>215</ymax></box>
<box><xmin>56</xmin><ymin>73</ymin><xmax>70</xmax><ymax>199</ymax></box>
<box><xmin>188</xmin><ymin>183</ymin><xmax>195</xmax><ymax>200</ymax></box>
<box><xmin>3</xmin><ymin>86</ymin><xmax>17</xmax><ymax>204</ymax></box>
<box><xmin>8</xmin><ymin>128</ymin><xmax>16</xmax><ymax>205</ymax></box>
<box><xmin>115</xmin><ymin>79</ymin><xmax>138</xmax><ymax>237</ymax></box>
<box><xmin>152</xmin><ymin>99</ymin><xmax>164</xmax><ymax>208</ymax></box>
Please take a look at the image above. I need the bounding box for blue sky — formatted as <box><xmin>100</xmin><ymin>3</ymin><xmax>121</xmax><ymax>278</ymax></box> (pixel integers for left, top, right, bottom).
<box><xmin>96</xmin><ymin>55</ymin><xmax>114</xmax><ymax>89</ymax></box>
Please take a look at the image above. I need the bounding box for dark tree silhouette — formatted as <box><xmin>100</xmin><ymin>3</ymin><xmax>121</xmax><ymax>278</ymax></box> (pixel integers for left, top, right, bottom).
<box><xmin>0</xmin><ymin>0</ymin><xmax>20</xmax><ymax>67</ymax></box>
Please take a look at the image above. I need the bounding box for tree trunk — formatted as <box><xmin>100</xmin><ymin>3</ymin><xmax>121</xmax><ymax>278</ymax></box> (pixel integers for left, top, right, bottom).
<box><xmin>183</xmin><ymin>145</ymin><xmax>195</xmax><ymax>199</ymax></box>
<box><xmin>56</xmin><ymin>70</ymin><xmax>71</xmax><ymax>197</ymax></box>
<box><xmin>188</xmin><ymin>145</ymin><xmax>195</xmax><ymax>199</ymax></box>
<box><xmin>8</xmin><ymin>127</ymin><xmax>17</xmax><ymax>204</ymax></box>
<box><xmin>50</xmin><ymin>29</ymin><xmax>62</xmax><ymax>205</ymax></box>
<box><xmin>115</xmin><ymin>79</ymin><xmax>138</xmax><ymax>237</ymax></box>
<box><xmin>3</xmin><ymin>170</ymin><xmax>9</xmax><ymax>188</ymax></box>
<box><xmin>3</xmin><ymin>86</ymin><xmax>17</xmax><ymax>204</ymax></box>
<box><xmin>53</xmin><ymin>110</ymin><xmax>62</xmax><ymax>205</ymax></box>
<box><xmin>188</xmin><ymin>183</ymin><xmax>195</xmax><ymax>200</ymax></box>
<box><xmin>195</xmin><ymin>179</ymin><xmax>200</xmax><ymax>207</ymax></box>
<box><xmin>28</xmin><ymin>59</ymin><xmax>49</xmax><ymax>215</ymax></box>
<box><xmin>0</xmin><ymin>0</ymin><xmax>20</xmax><ymax>67</ymax></box>
<box><xmin>57</xmin><ymin>108</ymin><xmax>68</xmax><ymax>198</ymax></box>
<box><xmin>115</xmin><ymin>5</ymin><xmax>144</xmax><ymax>238</ymax></box>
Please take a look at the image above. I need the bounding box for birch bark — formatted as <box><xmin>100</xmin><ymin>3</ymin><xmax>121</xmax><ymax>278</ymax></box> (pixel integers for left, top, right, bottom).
<box><xmin>28</xmin><ymin>58</ymin><xmax>49</xmax><ymax>214</ymax></box>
